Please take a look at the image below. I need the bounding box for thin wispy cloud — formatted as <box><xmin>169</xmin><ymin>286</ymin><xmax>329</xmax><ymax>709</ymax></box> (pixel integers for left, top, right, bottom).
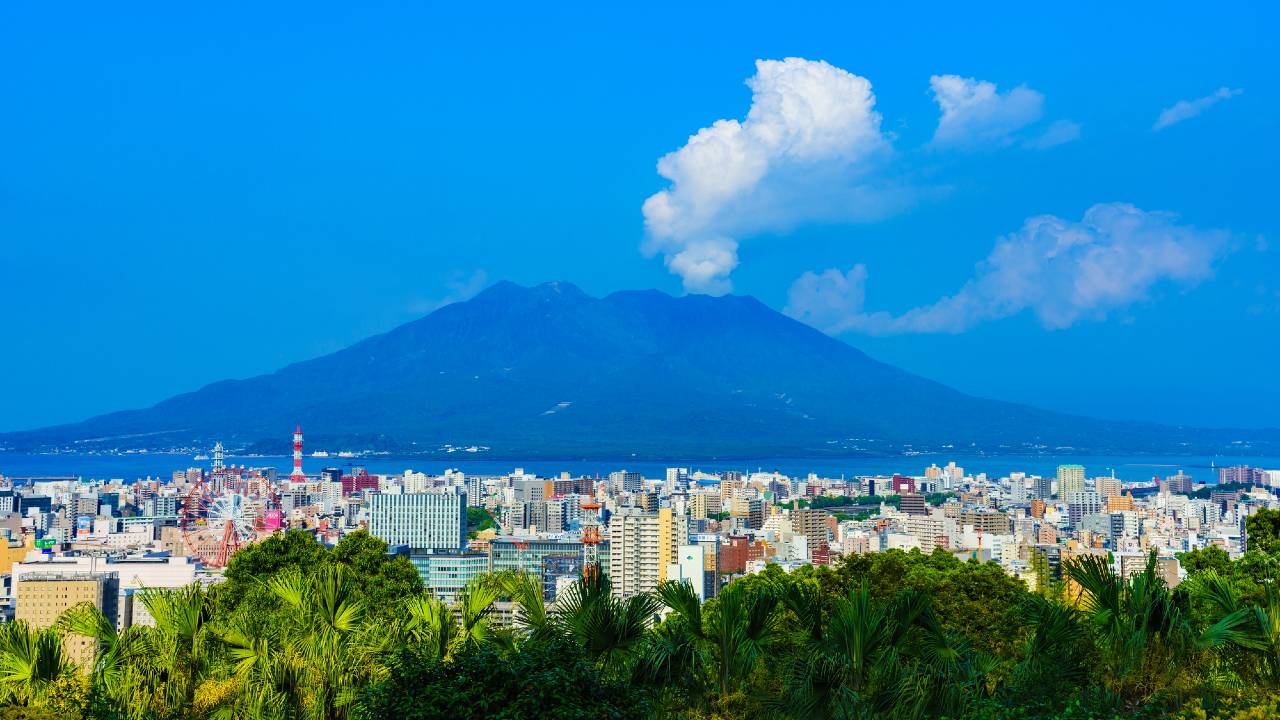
<box><xmin>1024</xmin><ymin>119</ymin><xmax>1082</xmax><ymax>150</ymax></box>
<box><xmin>641</xmin><ymin>58</ymin><xmax>906</xmax><ymax>294</ymax></box>
<box><xmin>786</xmin><ymin>203</ymin><xmax>1229</xmax><ymax>334</ymax></box>
<box><xmin>1153</xmin><ymin>87</ymin><xmax>1243</xmax><ymax>131</ymax></box>
<box><xmin>409</xmin><ymin>270</ymin><xmax>489</xmax><ymax>314</ymax></box>
<box><xmin>929</xmin><ymin>75</ymin><xmax>1044</xmax><ymax>149</ymax></box>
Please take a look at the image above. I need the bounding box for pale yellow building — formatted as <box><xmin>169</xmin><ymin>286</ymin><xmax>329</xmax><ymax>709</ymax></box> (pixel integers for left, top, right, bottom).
<box><xmin>656</xmin><ymin>508</ymin><xmax>686</xmax><ymax>582</ymax></box>
<box><xmin>15</xmin><ymin>572</ymin><xmax>116</xmax><ymax>669</ymax></box>
<box><xmin>608</xmin><ymin>508</ymin><xmax>688</xmax><ymax>598</ymax></box>
<box><xmin>1057</xmin><ymin>465</ymin><xmax>1086</xmax><ymax>495</ymax></box>
<box><xmin>688</xmin><ymin>493</ymin><xmax>720</xmax><ymax>520</ymax></box>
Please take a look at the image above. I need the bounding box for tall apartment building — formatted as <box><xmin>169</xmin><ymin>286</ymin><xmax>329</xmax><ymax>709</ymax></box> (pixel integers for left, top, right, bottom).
<box><xmin>665</xmin><ymin>467</ymin><xmax>689</xmax><ymax>493</ymax></box>
<box><xmin>689</xmin><ymin>493</ymin><xmax>708</xmax><ymax>520</ymax></box>
<box><xmin>608</xmin><ymin>508</ymin><xmax>688</xmax><ymax>598</ymax></box>
<box><xmin>1065</xmin><ymin>491</ymin><xmax>1102</xmax><ymax>528</ymax></box>
<box><xmin>512</xmin><ymin>478</ymin><xmax>548</xmax><ymax>504</ymax></box>
<box><xmin>369</xmin><ymin>489</ymin><xmax>467</xmax><ymax>551</ymax></box>
<box><xmin>792</xmin><ymin>508</ymin><xmax>832</xmax><ymax>551</ymax></box>
<box><xmin>608</xmin><ymin>471</ymin><xmax>643</xmax><ymax>494</ymax></box>
<box><xmin>1007</xmin><ymin>473</ymin><xmax>1027</xmax><ymax>504</ymax></box>
<box><xmin>899</xmin><ymin>493</ymin><xmax>928</xmax><ymax>516</ymax></box>
<box><xmin>688</xmin><ymin>493</ymin><xmax>721</xmax><ymax>520</ymax></box>
<box><xmin>342</xmin><ymin>471</ymin><xmax>379</xmax><ymax>496</ymax></box>
<box><xmin>1117</xmin><ymin>553</ymin><xmax>1180</xmax><ymax>587</ymax></box>
<box><xmin>1109</xmin><ymin>511</ymin><xmax>1139</xmax><ymax>539</ymax></box>
<box><xmin>1057</xmin><ymin>465</ymin><xmax>1086</xmax><ymax>495</ymax></box>
<box><xmin>1164</xmin><ymin>470</ymin><xmax>1194</xmax><ymax>494</ymax></box>
<box><xmin>719</xmin><ymin>471</ymin><xmax>743</xmax><ymax>500</ymax></box>
<box><xmin>15</xmin><ymin>571</ymin><xmax>118</xmax><ymax>667</ymax></box>
<box><xmin>693</xmin><ymin>534</ymin><xmax>720</xmax><ymax>599</ymax></box>
<box><xmin>1095</xmin><ymin>475</ymin><xmax>1123</xmax><ymax>499</ymax></box>
<box><xmin>1219</xmin><ymin>465</ymin><xmax>1266</xmax><ymax>485</ymax></box>
<box><xmin>904</xmin><ymin>515</ymin><xmax>950</xmax><ymax>553</ymax></box>
<box><xmin>0</xmin><ymin>490</ymin><xmax>20</xmax><ymax>515</ymax></box>
<box><xmin>960</xmin><ymin>509</ymin><xmax>1012</xmax><ymax>535</ymax></box>
<box><xmin>1032</xmin><ymin>475</ymin><xmax>1054</xmax><ymax>501</ymax></box>
<box><xmin>729</xmin><ymin>498</ymin><xmax>764</xmax><ymax>529</ymax></box>
<box><xmin>544</xmin><ymin>499</ymin><xmax>567</xmax><ymax>532</ymax></box>
<box><xmin>635</xmin><ymin>492</ymin><xmax>659</xmax><ymax>513</ymax></box>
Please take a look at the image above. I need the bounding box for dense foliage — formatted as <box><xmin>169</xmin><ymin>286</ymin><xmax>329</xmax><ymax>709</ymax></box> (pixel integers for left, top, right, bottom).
<box><xmin>465</xmin><ymin>507</ymin><xmax>496</xmax><ymax>538</ymax></box>
<box><xmin>221</xmin><ymin>530</ymin><xmax>423</xmax><ymax>624</ymax></box>
<box><xmin>2</xmin><ymin>540</ymin><xmax>1279</xmax><ymax>719</ymax></box>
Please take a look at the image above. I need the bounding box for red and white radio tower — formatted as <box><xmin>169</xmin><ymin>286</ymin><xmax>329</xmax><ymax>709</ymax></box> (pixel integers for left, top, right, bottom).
<box><xmin>290</xmin><ymin>424</ymin><xmax>306</xmax><ymax>481</ymax></box>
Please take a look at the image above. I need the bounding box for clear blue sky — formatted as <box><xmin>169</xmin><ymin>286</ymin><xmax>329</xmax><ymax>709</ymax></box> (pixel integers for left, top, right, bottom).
<box><xmin>1</xmin><ymin>2</ymin><xmax>1275</xmax><ymax>432</ymax></box>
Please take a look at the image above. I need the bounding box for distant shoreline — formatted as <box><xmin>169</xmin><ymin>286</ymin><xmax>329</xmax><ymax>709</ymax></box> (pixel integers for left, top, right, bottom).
<box><xmin>2</xmin><ymin>450</ymin><xmax>1275</xmax><ymax>484</ymax></box>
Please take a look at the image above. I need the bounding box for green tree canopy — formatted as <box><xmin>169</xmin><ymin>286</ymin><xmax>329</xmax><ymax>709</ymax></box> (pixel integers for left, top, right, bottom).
<box><xmin>358</xmin><ymin>637</ymin><xmax>650</xmax><ymax>720</ymax></box>
<box><xmin>221</xmin><ymin>529</ymin><xmax>423</xmax><ymax>622</ymax></box>
<box><xmin>1247</xmin><ymin>507</ymin><xmax>1280</xmax><ymax>556</ymax></box>
<box><xmin>832</xmin><ymin>548</ymin><xmax>1030</xmax><ymax>657</ymax></box>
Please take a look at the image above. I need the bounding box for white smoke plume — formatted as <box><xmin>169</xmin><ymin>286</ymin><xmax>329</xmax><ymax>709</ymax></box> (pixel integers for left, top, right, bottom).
<box><xmin>642</xmin><ymin>58</ymin><xmax>898</xmax><ymax>294</ymax></box>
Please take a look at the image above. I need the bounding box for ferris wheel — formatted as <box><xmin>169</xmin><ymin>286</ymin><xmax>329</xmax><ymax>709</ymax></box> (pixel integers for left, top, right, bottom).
<box><xmin>182</xmin><ymin>490</ymin><xmax>260</xmax><ymax>568</ymax></box>
<box><xmin>207</xmin><ymin>492</ymin><xmax>256</xmax><ymax>540</ymax></box>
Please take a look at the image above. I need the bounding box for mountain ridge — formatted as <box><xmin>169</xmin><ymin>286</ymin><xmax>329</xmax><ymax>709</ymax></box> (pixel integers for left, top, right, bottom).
<box><xmin>3</xmin><ymin>281</ymin><xmax>1276</xmax><ymax>459</ymax></box>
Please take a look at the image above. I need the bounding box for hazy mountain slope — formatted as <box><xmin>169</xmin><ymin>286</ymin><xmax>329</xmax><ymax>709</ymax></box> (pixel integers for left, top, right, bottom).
<box><xmin>3</xmin><ymin>281</ymin><xmax>1274</xmax><ymax>458</ymax></box>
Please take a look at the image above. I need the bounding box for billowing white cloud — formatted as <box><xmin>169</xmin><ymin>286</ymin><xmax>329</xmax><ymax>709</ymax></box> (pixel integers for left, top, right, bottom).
<box><xmin>786</xmin><ymin>203</ymin><xmax>1229</xmax><ymax>334</ymax></box>
<box><xmin>1153</xmin><ymin>87</ymin><xmax>1243</xmax><ymax>131</ymax></box>
<box><xmin>930</xmin><ymin>75</ymin><xmax>1044</xmax><ymax>148</ymax></box>
<box><xmin>642</xmin><ymin>58</ymin><xmax>899</xmax><ymax>294</ymax></box>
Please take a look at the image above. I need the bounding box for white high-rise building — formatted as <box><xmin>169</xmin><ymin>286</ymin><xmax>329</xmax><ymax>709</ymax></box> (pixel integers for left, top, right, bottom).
<box><xmin>369</xmin><ymin>488</ymin><xmax>467</xmax><ymax>551</ymax></box>
<box><xmin>403</xmin><ymin>471</ymin><xmax>431</xmax><ymax>494</ymax></box>
<box><xmin>317</xmin><ymin>481</ymin><xmax>343</xmax><ymax>514</ymax></box>
<box><xmin>1007</xmin><ymin>473</ymin><xmax>1027</xmax><ymax>504</ymax></box>
<box><xmin>608</xmin><ymin>508</ymin><xmax>688</xmax><ymax>599</ymax></box>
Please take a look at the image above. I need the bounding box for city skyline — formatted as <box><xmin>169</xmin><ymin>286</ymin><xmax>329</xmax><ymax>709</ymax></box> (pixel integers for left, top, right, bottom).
<box><xmin>2</xmin><ymin>3</ymin><xmax>1277</xmax><ymax>433</ymax></box>
<box><xmin>4</xmin><ymin>6</ymin><xmax>1280</xmax><ymax>719</ymax></box>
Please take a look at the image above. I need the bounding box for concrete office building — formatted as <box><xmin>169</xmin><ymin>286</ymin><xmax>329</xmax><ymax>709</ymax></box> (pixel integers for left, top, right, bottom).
<box><xmin>369</xmin><ymin>488</ymin><xmax>467</xmax><ymax>551</ymax></box>
<box><xmin>15</xmin><ymin>571</ymin><xmax>118</xmax><ymax>667</ymax></box>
